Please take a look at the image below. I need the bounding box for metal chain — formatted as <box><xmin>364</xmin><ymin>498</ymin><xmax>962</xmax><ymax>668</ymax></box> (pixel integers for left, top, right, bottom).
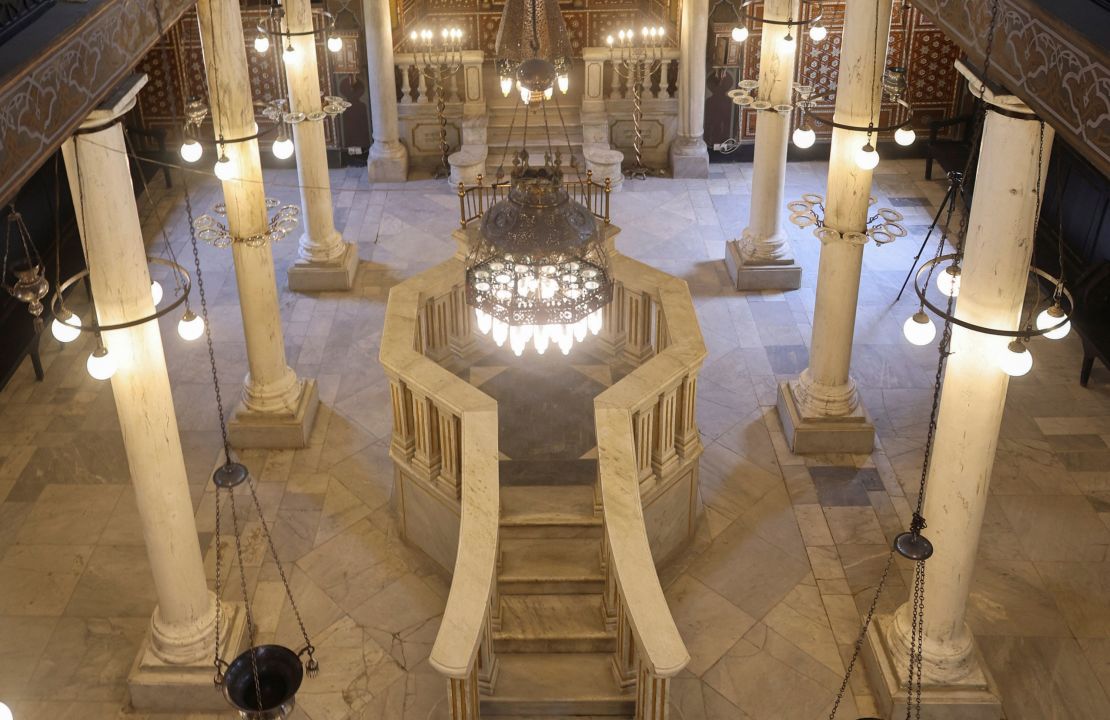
<box><xmin>828</xmin><ymin>549</ymin><xmax>896</xmax><ymax>718</ymax></box>
<box><xmin>243</xmin><ymin>473</ymin><xmax>318</xmax><ymax>672</ymax></box>
<box><xmin>123</xmin><ymin>131</ymin><xmax>188</xmax><ymax>299</ymax></box>
<box><xmin>908</xmin><ymin>560</ymin><xmax>927</xmax><ymax>720</ymax></box>
<box><xmin>213</xmin><ymin>467</ymin><xmax>225</xmax><ymax>680</ymax></box>
<box><xmin>228</xmin><ymin>486</ymin><xmax>264</xmax><ymax>712</ymax></box>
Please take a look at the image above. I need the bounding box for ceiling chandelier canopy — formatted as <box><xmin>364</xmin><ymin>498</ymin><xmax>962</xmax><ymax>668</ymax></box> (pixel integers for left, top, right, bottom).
<box><xmin>495</xmin><ymin>0</ymin><xmax>573</xmax><ymax>101</ymax></box>
<box><xmin>466</xmin><ymin>155</ymin><xmax>611</xmax><ymax>356</ymax></box>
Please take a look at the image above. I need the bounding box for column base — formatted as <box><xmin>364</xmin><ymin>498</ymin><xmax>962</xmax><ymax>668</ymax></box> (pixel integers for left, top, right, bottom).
<box><xmin>287</xmin><ymin>241</ymin><xmax>360</xmax><ymax>292</ymax></box>
<box><xmin>725</xmin><ymin>240</ymin><xmax>802</xmax><ymax>291</ymax></box>
<box><xmin>128</xmin><ymin>601</ymin><xmax>247</xmax><ymax>712</ymax></box>
<box><xmin>228</xmin><ymin>378</ymin><xmax>320</xmax><ymax>449</ymax></box>
<box><xmin>863</xmin><ymin>615</ymin><xmax>1003</xmax><ymax>720</ymax></box>
<box><xmin>669</xmin><ymin>138</ymin><xmax>709</xmax><ymax>179</ymax></box>
<box><xmin>368</xmin><ymin>141</ymin><xmax>409</xmax><ymax>182</ymax></box>
<box><xmin>776</xmin><ymin>381</ymin><xmax>874</xmax><ymax>454</ymax></box>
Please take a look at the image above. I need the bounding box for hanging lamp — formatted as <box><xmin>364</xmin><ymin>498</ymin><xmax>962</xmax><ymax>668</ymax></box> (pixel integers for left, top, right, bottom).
<box><xmin>495</xmin><ymin>0</ymin><xmax>573</xmax><ymax>100</ymax></box>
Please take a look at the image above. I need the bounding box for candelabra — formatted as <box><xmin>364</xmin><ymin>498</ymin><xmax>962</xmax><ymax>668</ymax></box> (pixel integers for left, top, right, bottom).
<box><xmin>606</xmin><ymin>26</ymin><xmax>667</xmax><ymax>180</ymax></box>
<box><xmin>409</xmin><ymin>27</ymin><xmax>465</xmax><ymax>178</ymax></box>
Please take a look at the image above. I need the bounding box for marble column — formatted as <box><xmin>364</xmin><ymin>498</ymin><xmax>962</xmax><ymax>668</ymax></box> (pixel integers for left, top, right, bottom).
<box><xmin>864</xmin><ymin>64</ymin><xmax>1049</xmax><ymax>720</ymax></box>
<box><xmin>61</xmin><ymin>75</ymin><xmax>245</xmax><ymax>711</ymax></box>
<box><xmin>364</xmin><ymin>0</ymin><xmax>408</xmax><ymax>181</ymax></box>
<box><xmin>724</xmin><ymin>0</ymin><xmax>802</xmax><ymax>291</ymax></box>
<box><xmin>197</xmin><ymin>0</ymin><xmax>319</xmax><ymax>448</ymax></box>
<box><xmin>281</xmin><ymin>0</ymin><xmax>359</xmax><ymax>291</ymax></box>
<box><xmin>669</xmin><ymin>0</ymin><xmax>709</xmax><ymax>178</ymax></box>
<box><xmin>775</xmin><ymin>0</ymin><xmax>892</xmax><ymax>454</ymax></box>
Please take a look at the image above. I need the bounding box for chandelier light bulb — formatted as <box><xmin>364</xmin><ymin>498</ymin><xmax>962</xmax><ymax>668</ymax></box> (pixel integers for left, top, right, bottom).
<box><xmin>500</xmin><ymin>75</ymin><xmax>513</xmax><ymax>97</ymax></box>
<box><xmin>0</xmin><ymin>700</ymin><xmax>12</xmax><ymax>720</ymax></box>
<box><xmin>177</xmin><ymin>309</ymin><xmax>205</xmax><ymax>341</ymax></box>
<box><xmin>51</xmin><ymin>312</ymin><xmax>82</xmax><ymax>343</ymax></box>
<box><xmin>809</xmin><ymin>22</ymin><xmax>827</xmax><ymax>42</ymax></box>
<box><xmin>475</xmin><ymin>308</ymin><xmax>493</xmax><ymax>335</ymax></box>
<box><xmin>180</xmin><ymin>139</ymin><xmax>203</xmax><ymax>163</ymax></box>
<box><xmin>214</xmin><ymin>154</ymin><xmax>234</xmax><ymax>181</ymax></box>
<box><xmin>327</xmin><ymin>34</ymin><xmax>343</xmax><ymax>53</ymax></box>
<box><xmin>272</xmin><ymin>135</ymin><xmax>294</xmax><ymax>160</ymax></box>
<box><xmin>254</xmin><ymin>31</ymin><xmax>270</xmax><ymax>53</ymax></box>
<box><xmin>936</xmin><ymin>263</ymin><xmax>961</xmax><ymax>298</ymax></box>
<box><xmin>558</xmin><ymin>74</ymin><xmax>569</xmax><ymax>94</ymax></box>
<box><xmin>895</xmin><ymin>126</ymin><xmax>917</xmax><ymax>146</ymax></box>
<box><xmin>780</xmin><ymin>32</ymin><xmax>796</xmax><ymax>51</ymax></box>
<box><xmin>283</xmin><ymin>43</ymin><xmax>296</xmax><ymax>62</ymax></box>
<box><xmin>731</xmin><ymin>26</ymin><xmax>749</xmax><ymax>43</ymax></box>
<box><xmin>87</xmin><ymin>343</ymin><xmax>116</xmax><ymax>381</ymax></box>
<box><xmin>855</xmin><ymin>141</ymin><xmax>880</xmax><ymax>170</ymax></box>
<box><xmin>606</xmin><ymin>34</ymin><xmax>614</xmax><ymax>46</ymax></box>
<box><xmin>792</xmin><ymin>126</ymin><xmax>816</xmax><ymax>149</ymax></box>
<box><xmin>1000</xmin><ymin>339</ymin><xmax>1033</xmax><ymax>377</ymax></box>
<box><xmin>520</xmin><ymin>85</ymin><xmax>531</xmax><ymax>104</ymax></box>
<box><xmin>1036</xmin><ymin>303</ymin><xmax>1071</xmax><ymax>340</ymax></box>
<box><xmin>150</xmin><ymin>280</ymin><xmax>163</xmax><ymax>306</ymax></box>
<box><xmin>903</xmin><ymin>310</ymin><xmax>936</xmax><ymax>346</ymax></box>
<box><xmin>543</xmin><ymin>86</ymin><xmax>553</xmax><ymax>100</ymax></box>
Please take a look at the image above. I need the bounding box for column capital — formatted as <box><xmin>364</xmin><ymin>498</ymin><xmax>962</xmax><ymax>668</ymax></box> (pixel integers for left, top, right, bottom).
<box><xmin>78</xmin><ymin>74</ymin><xmax>148</xmax><ymax>130</ymax></box>
<box><xmin>955</xmin><ymin>60</ymin><xmax>1036</xmax><ymax>116</ymax></box>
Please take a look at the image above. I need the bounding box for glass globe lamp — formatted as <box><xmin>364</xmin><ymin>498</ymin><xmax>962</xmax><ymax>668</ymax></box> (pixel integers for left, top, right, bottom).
<box><xmin>0</xmin><ymin>700</ymin><xmax>12</xmax><ymax>720</ymax></box>
<box><xmin>272</xmin><ymin>134</ymin><xmax>294</xmax><ymax>160</ymax></box>
<box><xmin>809</xmin><ymin>22</ymin><xmax>827</xmax><ymax>42</ymax></box>
<box><xmin>51</xmin><ymin>311</ymin><xmax>82</xmax><ymax>343</ymax></box>
<box><xmin>895</xmin><ymin>126</ymin><xmax>916</xmax><ymax>146</ymax></box>
<box><xmin>731</xmin><ymin>26</ymin><xmax>749</xmax><ymax>42</ymax></box>
<box><xmin>855</xmin><ymin>141</ymin><xmax>880</xmax><ymax>170</ymax></box>
<box><xmin>327</xmin><ymin>34</ymin><xmax>343</xmax><ymax>53</ymax></box>
<box><xmin>214</xmin><ymin>154</ymin><xmax>234</xmax><ymax>181</ymax></box>
<box><xmin>780</xmin><ymin>32</ymin><xmax>796</xmax><ymax>51</ymax></box>
<box><xmin>903</xmin><ymin>311</ymin><xmax>936</xmax><ymax>346</ymax></box>
<box><xmin>151</xmin><ymin>280</ymin><xmax>163</xmax><ymax>306</ymax></box>
<box><xmin>792</xmin><ymin>126</ymin><xmax>816</xmax><ymax>149</ymax></box>
<box><xmin>178</xmin><ymin>310</ymin><xmax>205</xmax><ymax>341</ymax></box>
<box><xmin>500</xmin><ymin>76</ymin><xmax>513</xmax><ymax>97</ymax></box>
<box><xmin>1036</xmin><ymin>303</ymin><xmax>1070</xmax><ymax>340</ymax></box>
<box><xmin>87</xmin><ymin>343</ymin><xmax>116</xmax><ymax>380</ymax></box>
<box><xmin>254</xmin><ymin>31</ymin><xmax>270</xmax><ymax>53</ymax></box>
<box><xmin>1000</xmin><ymin>339</ymin><xmax>1033</xmax><ymax>377</ymax></box>
<box><xmin>936</xmin><ymin>264</ymin><xmax>961</xmax><ymax>298</ymax></box>
<box><xmin>180</xmin><ymin>140</ymin><xmax>203</xmax><ymax>163</ymax></box>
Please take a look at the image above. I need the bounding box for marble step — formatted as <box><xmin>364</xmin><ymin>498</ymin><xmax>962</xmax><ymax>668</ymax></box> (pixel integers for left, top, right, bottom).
<box><xmin>481</xmin><ymin>653</ymin><xmax>634</xmax><ymax>717</ymax></box>
<box><xmin>495</xmin><ymin>594</ymin><xmax>614</xmax><ymax>653</ymax></box>
<box><xmin>499</xmin><ymin>537</ymin><xmax>604</xmax><ymax>594</ymax></box>
<box><xmin>500</xmin><ymin>485</ymin><xmax>601</xmax><ymax>539</ymax></box>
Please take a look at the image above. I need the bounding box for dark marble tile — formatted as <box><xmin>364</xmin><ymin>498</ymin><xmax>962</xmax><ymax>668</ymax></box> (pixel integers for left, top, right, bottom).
<box><xmin>809</xmin><ymin>466</ymin><xmax>873</xmax><ymax>507</ymax></box>
<box><xmin>886</xmin><ymin>196</ymin><xmax>931</xmax><ymax>207</ymax></box>
<box><xmin>763</xmin><ymin>345</ymin><xmax>809</xmax><ymax>376</ymax></box>
<box><xmin>499</xmin><ymin>459</ymin><xmax>597</xmax><ymax>487</ymax></box>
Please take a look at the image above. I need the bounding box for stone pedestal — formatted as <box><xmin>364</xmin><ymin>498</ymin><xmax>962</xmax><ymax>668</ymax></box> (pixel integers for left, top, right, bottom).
<box><xmin>229</xmin><ymin>377</ymin><xmax>320</xmax><ymax>449</ymax></box>
<box><xmin>669</xmin><ymin>137</ymin><xmax>710</xmax><ymax>179</ymax></box>
<box><xmin>61</xmin><ymin>75</ymin><xmax>242</xmax><ymax>711</ymax></box>
<box><xmin>776</xmin><ymin>380</ymin><xmax>875</xmax><ymax>454</ymax></box>
<box><xmin>197</xmin><ymin>0</ymin><xmax>318</xmax><ymax>448</ymax></box>
<box><xmin>725</xmin><ymin>240</ymin><xmax>802</xmax><ymax>290</ymax></box>
<box><xmin>774</xmin><ymin>0</ymin><xmax>894</xmax><ymax>454</ymax></box>
<box><xmin>584</xmin><ymin>146</ymin><xmax>624</xmax><ymax>190</ymax></box>
<box><xmin>365</xmin><ymin>0</ymin><xmax>408</xmax><ymax>182</ymax></box>
<box><xmin>863</xmin><ymin>64</ymin><xmax>1048</xmax><ymax>720</ymax></box>
<box><xmin>283</xmin><ymin>0</ymin><xmax>357</xmax><ymax>291</ymax></box>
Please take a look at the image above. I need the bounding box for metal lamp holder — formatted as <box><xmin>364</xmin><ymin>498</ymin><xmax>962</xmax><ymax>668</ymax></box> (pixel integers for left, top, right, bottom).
<box><xmin>407</xmin><ymin>26</ymin><xmax>466</xmax><ymax>179</ymax></box>
<box><xmin>605</xmin><ymin>26</ymin><xmax>669</xmax><ymax>179</ymax></box>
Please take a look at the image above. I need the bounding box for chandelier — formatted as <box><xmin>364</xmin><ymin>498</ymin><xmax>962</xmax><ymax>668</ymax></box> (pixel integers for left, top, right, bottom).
<box><xmin>467</xmin><ymin>157</ymin><xmax>610</xmax><ymax>356</ymax></box>
<box><xmin>495</xmin><ymin>0</ymin><xmax>573</xmax><ymax>102</ymax></box>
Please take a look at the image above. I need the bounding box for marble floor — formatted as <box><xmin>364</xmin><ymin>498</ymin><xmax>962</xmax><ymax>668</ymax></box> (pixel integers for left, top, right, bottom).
<box><xmin>1</xmin><ymin>157</ymin><xmax>1109</xmax><ymax>719</ymax></box>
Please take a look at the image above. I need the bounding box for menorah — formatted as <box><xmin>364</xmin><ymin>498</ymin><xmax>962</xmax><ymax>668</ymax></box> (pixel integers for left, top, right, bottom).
<box><xmin>606</xmin><ymin>26</ymin><xmax>667</xmax><ymax>180</ymax></box>
<box><xmin>409</xmin><ymin>27</ymin><xmax>465</xmax><ymax>178</ymax></box>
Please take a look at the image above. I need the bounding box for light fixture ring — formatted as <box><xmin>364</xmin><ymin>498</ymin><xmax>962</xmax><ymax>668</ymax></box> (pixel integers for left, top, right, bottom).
<box><xmin>913</xmin><ymin>253</ymin><xmax>1074</xmax><ymax>339</ymax></box>
<box><xmin>50</xmin><ymin>256</ymin><xmax>192</xmax><ymax>334</ymax></box>
<box><xmin>735</xmin><ymin>0</ymin><xmax>824</xmax><ymax>27</ymax></box>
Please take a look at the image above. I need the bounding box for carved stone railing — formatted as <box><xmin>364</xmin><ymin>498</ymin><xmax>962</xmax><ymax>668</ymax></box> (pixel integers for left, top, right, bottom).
<box><xmin>595</xmin><ymin>252</ymin><xmax>705</xmax><ymax>718</ymax></box>
<box><xmin>380</xmin><ymin>258</ymin><xmax>499</xmax><ymax>716</ymax></box>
